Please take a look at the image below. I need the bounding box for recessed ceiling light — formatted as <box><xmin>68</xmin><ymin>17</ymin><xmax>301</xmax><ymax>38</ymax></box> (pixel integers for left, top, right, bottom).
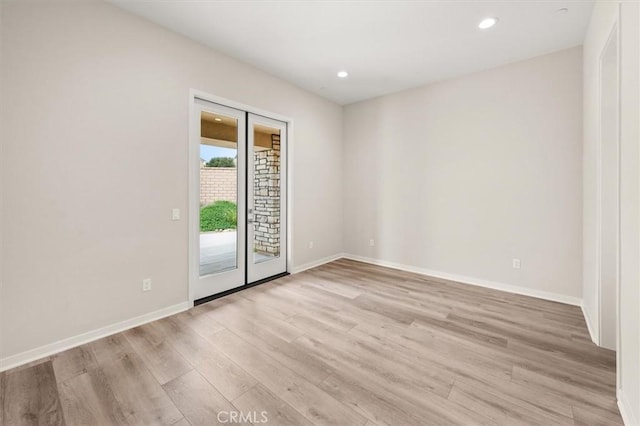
<box><xmin>478</xmin><ymin>17</ymin><xmax>498</xmax><ymax>29</ymax></box>
<box><xmin>214</xmin><ymin>117</ymin><xmax>222</xmax><ymax>122</ymax></box>
<box><xmin>337</xmin><ymin>70</ymin><xmax>349</xmax><ymax>78</ymax></box>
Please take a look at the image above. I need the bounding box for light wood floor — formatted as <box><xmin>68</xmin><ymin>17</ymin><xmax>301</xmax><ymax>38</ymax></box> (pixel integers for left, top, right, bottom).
<box><xmin>0</xmin><ymin>259</ymin><xmax>622</xmax><ymax>425</ymax></box>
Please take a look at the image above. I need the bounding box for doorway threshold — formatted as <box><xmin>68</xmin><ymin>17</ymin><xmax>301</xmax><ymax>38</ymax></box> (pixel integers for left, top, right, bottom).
<box><xmin>193</xmin><ymin>271</ymin><xmax>290</xmax><ymax>306</ymax></box>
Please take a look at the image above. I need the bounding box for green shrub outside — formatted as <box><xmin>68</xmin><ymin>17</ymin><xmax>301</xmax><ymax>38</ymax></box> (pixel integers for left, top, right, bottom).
<box><xmin>206</xmin><ymin>157</ymin><xmax>235</xmax><ymax>167</ymax></box>
<box><xmin>200</xmin><ymin>201</ymin><xmax>237</xmax><ymax>232</ymax></box>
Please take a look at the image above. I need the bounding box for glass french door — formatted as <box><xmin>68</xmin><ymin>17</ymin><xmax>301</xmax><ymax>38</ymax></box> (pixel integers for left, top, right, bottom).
<box><xmin>247</xmin><ymin>114</ymin><xmax>287</xmax><ymax>283</ymax></box>
<box><xmin>191</xmin><ymin>97</ymin><xmax>287</xmax><ymax>301</ymax></box>
<box><xmin>192</xmin><ymin>100</ymin><xmax>246</xmax><ymax>299</ymax></box>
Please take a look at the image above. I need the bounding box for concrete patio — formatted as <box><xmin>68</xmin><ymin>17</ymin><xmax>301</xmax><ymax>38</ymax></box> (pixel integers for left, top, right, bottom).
<box><xmin>200</xmin><ymin>231</ymin><xmax>275</xmax><ymax>276</ymax></box>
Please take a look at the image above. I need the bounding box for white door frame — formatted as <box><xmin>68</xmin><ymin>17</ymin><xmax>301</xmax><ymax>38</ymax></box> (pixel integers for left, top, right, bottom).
<box><xmin>188</xmin><ymin>89</ymin><xmax>294</xmax><ymax>305</ymax></box>
<box><xmin>594</xmin><ymin>6</ymin><xmax>621</xmax><ymax>386</ymax></box>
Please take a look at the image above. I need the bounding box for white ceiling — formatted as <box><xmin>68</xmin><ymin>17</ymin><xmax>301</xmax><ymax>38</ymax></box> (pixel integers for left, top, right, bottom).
<box><xmin>111</xmin><ymin>0</ymin><xmax>594</xmax><ymax>105</ymax></box>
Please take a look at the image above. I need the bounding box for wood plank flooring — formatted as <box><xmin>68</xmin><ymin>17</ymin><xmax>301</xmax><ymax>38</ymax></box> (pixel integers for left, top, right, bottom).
<box><xmin>0</xmin><ymin>259</ymin><xmax>622</xmax><ymax>425</ymax></box>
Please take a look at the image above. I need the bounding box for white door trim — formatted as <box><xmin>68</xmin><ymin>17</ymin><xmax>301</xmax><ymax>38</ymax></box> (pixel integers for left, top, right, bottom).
<box><xmin>594</xmin><ymin>5</ymin><xmax>621</xmax><ymax>388</ymax></box>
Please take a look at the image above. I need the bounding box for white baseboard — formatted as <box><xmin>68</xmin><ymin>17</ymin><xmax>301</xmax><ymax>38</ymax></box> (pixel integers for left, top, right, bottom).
<box><xmin>1</xmin><ymin>251</ymin><xmax>342</xmax><ymax>373</ymax></box>
<box><xmin>581</xmin><ymin>302</ymin><xmax>599</xmax><ymax>345</ymax></box>
<box><xmin>0</xmin><ymin>301</ymin><xmax>190</xmax><ymax>373</ymax></box>
<box><xmin>618</xmin><ymin>389</ymin><xmax>639</xmax><ymax>426</ymax></box>
<box><xmin>291</xmin><ymin>253</ymin><xmax>345</xmax><ymax>274</ymax></box>
<box><xmin>0</xmin><ymin>254</ymin><xmax>587</xmax><ymax>372</ymax></box>
<box><xmin>342</xmin><ymin>254</ymin><xmax>583</xmax><ymax>306</ymax></box>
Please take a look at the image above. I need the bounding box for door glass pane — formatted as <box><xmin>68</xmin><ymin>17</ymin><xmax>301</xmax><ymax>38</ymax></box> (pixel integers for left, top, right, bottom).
<box><xmin>199</xmin><ymin>110</ymin><xmax>238</xmax><ymax>276</ymax></box>
<box><xmin>252</xmin><ymin>124</ymin><xmax>281</xmax><ymax>263</ymax></box>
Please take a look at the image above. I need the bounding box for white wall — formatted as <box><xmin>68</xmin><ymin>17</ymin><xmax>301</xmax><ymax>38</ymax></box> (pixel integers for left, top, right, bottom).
<box><xmin>343</xmin><ymin>47</ymin><xmax>583</xmax><ymax>302</ymax></box>
<box><xmin>0</xmin><ymin>1</ymin><xmax>343</xmax><ymax>361</ymax></box>
<box><xmin>583</xmin><ymin>1</ymin><xmax>640</xmax><ymax>423</ymax></box>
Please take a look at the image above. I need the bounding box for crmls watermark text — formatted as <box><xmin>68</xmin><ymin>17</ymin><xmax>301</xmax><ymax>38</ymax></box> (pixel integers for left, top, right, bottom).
<box><xmin>217</xmin><ymin>411</ymin><xmax>269</xmax><ymax>424</ymax></box>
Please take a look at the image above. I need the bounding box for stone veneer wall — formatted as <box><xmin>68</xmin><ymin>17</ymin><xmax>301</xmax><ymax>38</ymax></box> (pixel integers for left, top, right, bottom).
<box><xmin>200</xmin><ymin>167</ymin><xmax>237</xmax><ymax>205</ymax></box>
<box><xmin>253</xmin><ymin>135</ymin><xmax>281</xmax><ymax>255</ymax></box>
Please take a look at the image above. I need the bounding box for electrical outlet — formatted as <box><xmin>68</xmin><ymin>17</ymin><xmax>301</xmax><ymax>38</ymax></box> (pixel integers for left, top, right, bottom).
<box><xmin>309</xmin><ymin>241</ymin><xmax>314</xmax><ymax>249</ymax></box>
<box><xmin>172</xmin><ymin>208</ymin><xmax>180</xmax><ymax>220</ymax></box>
<box><xmin>369</xmin><ymin>239</ymin><xmax>375</xmax><ymax>247</ymax></box>
<box><xmin>142</xmin><ymin>278</ymin><xmax>152</xmax><ymax>292</ymax></box>
<box><xmin>512</xmin><ymin>258</ymin><xmax>521</xmax><ymax>269</ymax></box>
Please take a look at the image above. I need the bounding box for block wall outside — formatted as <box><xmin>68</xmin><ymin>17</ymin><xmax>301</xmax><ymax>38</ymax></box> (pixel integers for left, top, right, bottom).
<box><xmin>200</xmin><ymin>167</ymin><xmax>237</xmax><ymax>205</ymax></box>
